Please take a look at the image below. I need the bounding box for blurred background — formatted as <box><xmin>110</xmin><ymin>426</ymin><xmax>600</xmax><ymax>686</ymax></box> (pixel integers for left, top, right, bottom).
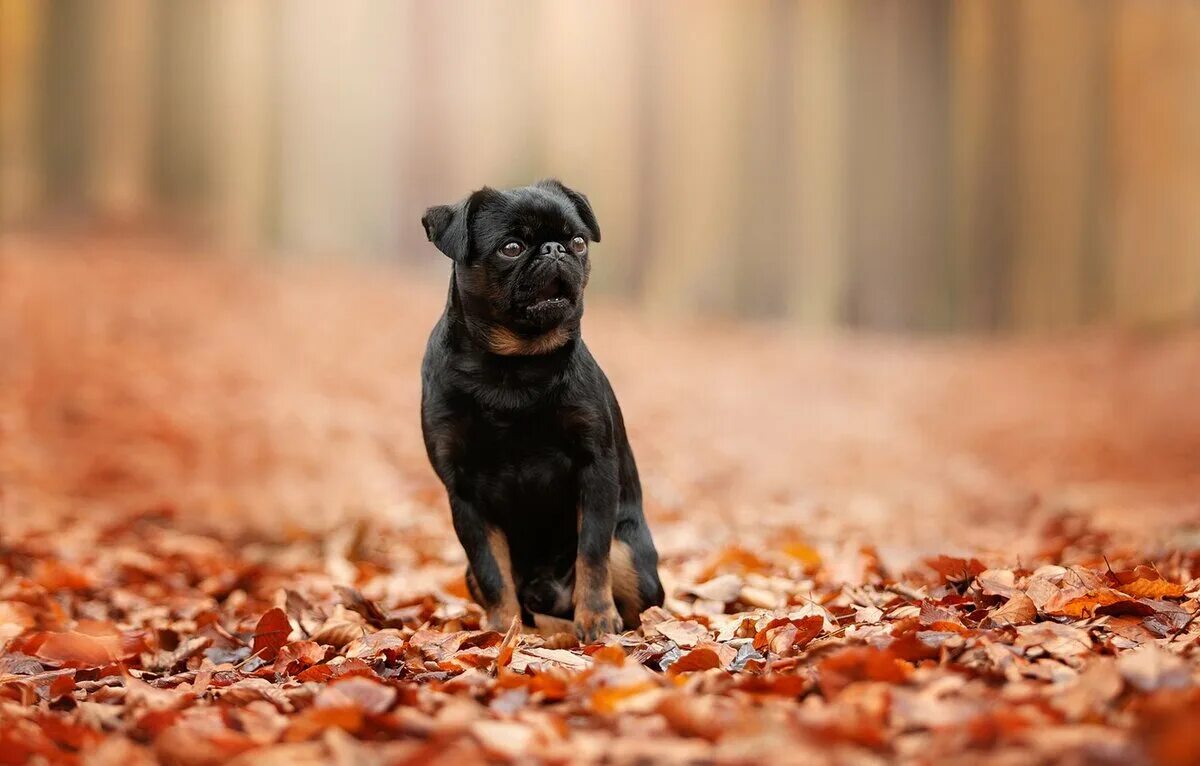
<box><xmin>3</xmin><ymin>0</ymin><xmax>1197</xmax><ymax>333</ymax></box>
<box><xmin>2</xmin><ymin>1</ymin><xmax>1200</xmax><ymax>556</ymax></box>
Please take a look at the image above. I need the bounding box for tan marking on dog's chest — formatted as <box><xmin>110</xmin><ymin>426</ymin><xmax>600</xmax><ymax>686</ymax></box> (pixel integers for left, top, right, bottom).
<box><xmin>487</xmin><ymin>326</ymin><xmax>570</xmax><ymax>356</ymax></box>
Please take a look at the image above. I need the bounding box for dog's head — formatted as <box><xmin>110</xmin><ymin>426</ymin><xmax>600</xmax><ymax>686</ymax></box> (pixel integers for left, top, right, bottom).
<box><xmin>422</xmin><ymin>180</ymin><xmax>600</xmax><ymax>355</ymax></box>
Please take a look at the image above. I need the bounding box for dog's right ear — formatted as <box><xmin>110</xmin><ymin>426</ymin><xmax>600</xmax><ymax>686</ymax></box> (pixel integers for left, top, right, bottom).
<box><xmin>422</xmin><ymin>188</ymin><xmax>499</xmax><ymax>261</ymax></box>
<box><xmin>421</xmin><ymin>201</ymin><xmax>468</xmax><ymax>260</ymax></box>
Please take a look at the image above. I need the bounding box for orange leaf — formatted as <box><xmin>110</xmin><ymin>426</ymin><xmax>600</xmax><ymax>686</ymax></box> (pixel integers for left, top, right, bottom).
<box><xmin>780</xmin><ymin>541</ymin><xmax>822</xmax><ymax>570</ymax></box>
<box><xmin>33</xmin><ymin>631</ymin><xmax>117</xmax><ymax>667</ymax></box>
<box><xmin>284</xmin><ymin>706</ymin><xmax>364</xmax><ymax>742</ymax></box>
<box><xmin>1118</xmin><ymin>578</ymin><xmax>1187</xmax><ymax>599</ymax></box>
<box><xmin>496</xmin><ymin>615</ymin><xmax>522</xmax><ymax>671</ymax></box>
<box><xmin>590</xmin><ymin>681</ymin><xmax>657</xmax><ymax>713</ymax></box>
<box><xmin>817</xmin><ymin>647</ymin><xmax>911</xmax><ymax>697</ymax></box>
<box><xmin>1056</xmin><ymin>589</ymin><xmax>1125</xmax><ymax>618</ymax></box>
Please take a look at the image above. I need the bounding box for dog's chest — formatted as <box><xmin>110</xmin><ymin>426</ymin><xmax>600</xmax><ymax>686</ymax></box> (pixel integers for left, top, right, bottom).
<box><xmin>465</xmin><ymin>410</ymin><xmax>578</xmax><ymax>512</ymax></box>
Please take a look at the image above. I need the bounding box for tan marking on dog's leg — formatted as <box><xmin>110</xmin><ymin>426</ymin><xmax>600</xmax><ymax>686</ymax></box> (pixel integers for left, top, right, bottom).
<box><xmin>483</xmin><ymin>527</ymin><xmax>520</xmax><ymax>630</ymax></box>
<box><xmin>610</xmin><ymin>540</ymin><xmax>644</xmax><ymax>628</ymax></box>
<box><xmin>574</xmin><ymin>551</ymin><xmax>620</xmax><ymax>640</ymax></box>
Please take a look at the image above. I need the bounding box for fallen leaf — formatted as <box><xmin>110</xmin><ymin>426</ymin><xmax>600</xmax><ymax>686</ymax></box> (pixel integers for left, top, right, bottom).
<box><xmin>667</xmin><ymin>642</ymin><xmax>738</xmax><ymax>675</ymax></box>
<box><xmin>471</xmin><ymin>720</ymin><xmax>536</xmax><ymax>760</ymax></box>
<box><xmin>926</xmin><ymin>556</ymin><xmax>986</xmax><ymax>584</ymax></box>
<box><xmin>253</xmin><ymin>608</ymin><xmax>292</xmax><ymax>662</ymax></box>
<box><xmin>1118</xmin><ymin>645</ymin><xmax>1192</xmax><ymax>692</ymax></box>
<box><xmin>34</xmin><ymin>631</ymin><xmax>118</xmax><ymax>667</ymax></box>
<box><xmin>314</xmin><ymin>677</ymin><xmax>397</xmax><ymax>715</ymax></box>
<box><xmin>654</xmin><ymin>620</ymin><xmax>710</xmax><ymax>649</ymax></box>
<box><xmin>1118</xmin><ymin>579</ymin><xmax>1187</xmax><ymax>600</ymax></box>
<box><xmin>989</xmin><ymin>593</ymin><xmax>1037</xmax><ymax>626</ymax></box>
<box><xmin>818</xmin><ymin>647</ymin><xmax>911</xmax><ymax>697</ymax></box>
<box><xmin>683</xmin><ymin>574</ymin><xmax>744</xmax><ymax>604</ymax></box>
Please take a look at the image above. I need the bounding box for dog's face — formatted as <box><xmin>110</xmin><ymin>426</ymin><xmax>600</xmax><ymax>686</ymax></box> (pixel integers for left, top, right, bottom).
<box><xmin>422</xmin><ymin>180</ymin><xmax>601</xmax><ymax>352</ymax></box>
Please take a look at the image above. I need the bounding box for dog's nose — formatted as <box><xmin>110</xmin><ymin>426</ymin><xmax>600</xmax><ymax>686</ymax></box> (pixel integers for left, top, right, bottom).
<box><xmin>539</xmin><ymin>242</ymin><xmax>567</xmax><ymax>258</ymax></box>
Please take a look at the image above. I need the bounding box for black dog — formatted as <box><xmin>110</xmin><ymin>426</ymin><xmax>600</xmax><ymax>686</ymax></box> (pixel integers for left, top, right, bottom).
<box><xmin>419</xmin><ymin>180</ymin><xmax>664</xmax><ymax>641</ymax></box>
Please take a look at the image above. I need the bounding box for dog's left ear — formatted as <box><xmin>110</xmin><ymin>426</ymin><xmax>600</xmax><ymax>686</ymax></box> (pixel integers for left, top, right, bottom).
<box><xmin>540</xmin><ymin>179</ymin><xmax>601</xmax><ymax>243</ymax></box>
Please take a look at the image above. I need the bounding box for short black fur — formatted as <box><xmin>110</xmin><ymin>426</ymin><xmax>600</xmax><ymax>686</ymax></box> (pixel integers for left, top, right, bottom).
<box><xmin>420</xmin><ymin>180</ymin><xmax>664</xmax><ymax>641</ymax></box>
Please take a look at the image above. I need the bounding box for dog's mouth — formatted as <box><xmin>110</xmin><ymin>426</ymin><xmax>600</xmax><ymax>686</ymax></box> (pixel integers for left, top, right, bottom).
<box><xmin>526</xmin><ymin>278</ymin><xmax>575</xmax><ymax>312</ymax></box>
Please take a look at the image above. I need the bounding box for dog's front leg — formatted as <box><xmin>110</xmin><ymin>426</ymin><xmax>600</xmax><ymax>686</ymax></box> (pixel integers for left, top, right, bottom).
<box><xmin>574</xmin><ymin>454</ymin><xmax>623</xmax><ymax>641</ymax></box>
<box><xmin>451</xmin><ymin>497</ymin><xmax>519</xmax><ymax>631</ymax></box>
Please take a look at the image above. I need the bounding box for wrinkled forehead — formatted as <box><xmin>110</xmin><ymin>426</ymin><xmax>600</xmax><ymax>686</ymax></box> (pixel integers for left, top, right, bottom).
<box><xmin>472</xmin><ymin>187</ymin><xmax>583</xmax><ymax>242</ymax></box>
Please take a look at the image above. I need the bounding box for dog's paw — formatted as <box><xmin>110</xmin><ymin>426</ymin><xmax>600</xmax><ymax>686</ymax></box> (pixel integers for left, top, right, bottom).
<box><xmin>574</xmin><ymin>605</ymin><xmax>623</xmax><ymax>643</ymax></box>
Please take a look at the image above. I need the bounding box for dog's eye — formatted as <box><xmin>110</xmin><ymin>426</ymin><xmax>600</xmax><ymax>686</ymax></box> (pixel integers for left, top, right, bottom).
<box><xmin>569</xmin><ymin>236</ymin><xmax>587</xmax><ymax>255</ymax></box>
<box><xmin>499</xmin><ymin>241</ymin><xmax>524</xmax><ymax>258</ymax></box>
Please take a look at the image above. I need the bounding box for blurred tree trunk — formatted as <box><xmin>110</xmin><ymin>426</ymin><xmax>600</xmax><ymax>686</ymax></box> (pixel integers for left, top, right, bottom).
<box><xmin>155</xmin><ymin>0</ymin><xmax>214</xmax><ymax>215</ymax></box>
<box><xmin>536</xmin><ymin>0</ymin><xmax>641</xmax><ymax>296</ymax></box>
<box><xmin>733</xmin><ymin>0</ymin><xmax>789</xmax><ymax>319</ymax></box>
<box><xmin>86</xmin><ymin>0</ymin><xmax>155</xmax><ymax>221</ymax></box>
<box><xmin>1009</xmin><ymin>0</ymin><xmax>1107</xmax><ymax>331</ymax></box>
<box><xmin>845</xmin><ymin>0</ymin><xmax>950</xmax><ymax>331</ymax></box>
<box><xmin>640</xmin><ymin>0</ymin><xmax>747</xmax><ymax>317</ymax></box>
<box><xmin>0</xmin><ymin>0</ymin><xmax>46</xmax><ymax>228</ymax></box>
<box><xmin>276</xmin><ymin>0</ymin><xmax>406</xmax><ymax>257</ymax></box>
<box><xmin>403</xmin><ymin>1</ymin><xmax>535</xmax><ymax>261</ymax></box>
<box><xmin>949</xmin><ymin>0</ymin><xmax>1018</xmax><ymax>331</ymax></box>
<box><xmin>40</xmin><ymin>0</ymin><xmax>91</xmax><ymax>209</ymax></box>
<box><xmin>1109</xmin><ymin>3</ymin><xmax>1200</xmax><ymax>326</ymax></box>
<box><xmin>209</xmin><ymin>0</ymin><xmax>276</xmax><ymax>251</ymax></box>
<box><xmin>788</xmin><ymin>0</ymin><xmax>849</xmax><ymax>327</ymax></box>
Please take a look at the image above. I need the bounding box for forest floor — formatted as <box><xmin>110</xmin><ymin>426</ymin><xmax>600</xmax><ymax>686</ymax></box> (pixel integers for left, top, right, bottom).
<box><xmin>2</xmin><ymin>234</ymin><xmax>1200</xmax><ymax>764</ymax></box>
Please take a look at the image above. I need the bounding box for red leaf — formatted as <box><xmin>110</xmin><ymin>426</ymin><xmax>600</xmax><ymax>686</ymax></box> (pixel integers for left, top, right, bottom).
<box><xmin>667</xmin><ymin>642</ymin><xmax>738</xmax><ymax>675</ymax></box>
<box><xmin>252</xmin><ymin>608</ymin><xmax>291</xmax><ymax>662</ymax></box>
<box><xmin>926</xmin><ymin>556</ymin><xmax>986</xmax><ymax>584</ymax></box>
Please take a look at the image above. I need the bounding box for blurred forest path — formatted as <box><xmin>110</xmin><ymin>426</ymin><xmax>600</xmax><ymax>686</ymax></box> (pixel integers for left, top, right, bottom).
<box><xmin>3</xmin><ymin>235</ymin><xmax>1199</xmax><ymax>568</ymax></box>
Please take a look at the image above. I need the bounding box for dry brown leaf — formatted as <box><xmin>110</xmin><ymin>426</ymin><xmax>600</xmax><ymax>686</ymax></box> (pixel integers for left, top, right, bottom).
<box><xmin>272</xmin><ymin>640</ymin><xmax>326</xmax><ymax>675</ymax></box>
<box><xmin>683</xmin><ymin>575</ymin><xmax>744</xmax><ymax>604</ymax></box>
<box><xmin>989</xmin><ymin>593</ymin><xmax>1038</xmax><ymax>626</ymax></box>
<box><xmin>342</xmin><ymin>629</ymin><xmax>405</xmax><ymax>661</ymax></box>
<box><xmin>508</xmin><ymin>647</ymin><xmax>592</xmax><ymax>673</ymax></box>
<box><xmin>314</xmin><ymin>677</ymin><xmax>397</xmax><ymax>715</ymax></box>
<box><xmin>976</xmin><ymin>569</ymin><xmax>1020</xmax><ymax>599</ymax></box>
<box><xmin>1015</xmin><ymin>622</ymin><xmax>1093</xmax><ymax>659</ymax></box>
<box><xmin>308</xmin><ymin>611</ymin><xmax>367</xmax><ymax>649</ymax></box>
<box><xmin>1117</xmin><ymin>645</ymin><xmax>1191</xmax><ymax>692</ymax></box>
<box><xmin>470</xmin><ymin>720</ymin><xmax>537</xmax><ymax>760</ymax></box>
<box><xmin>654</xmin><ymin>620</ymin><xmax>710</xmax><ymax>649</ymax></box>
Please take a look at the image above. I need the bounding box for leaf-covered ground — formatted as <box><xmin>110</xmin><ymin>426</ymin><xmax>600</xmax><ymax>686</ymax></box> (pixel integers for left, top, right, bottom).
<box><xmin>3</xmin><ymin>236</ymin><xmax>1200</xmax><ymax>765</ymax></box>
